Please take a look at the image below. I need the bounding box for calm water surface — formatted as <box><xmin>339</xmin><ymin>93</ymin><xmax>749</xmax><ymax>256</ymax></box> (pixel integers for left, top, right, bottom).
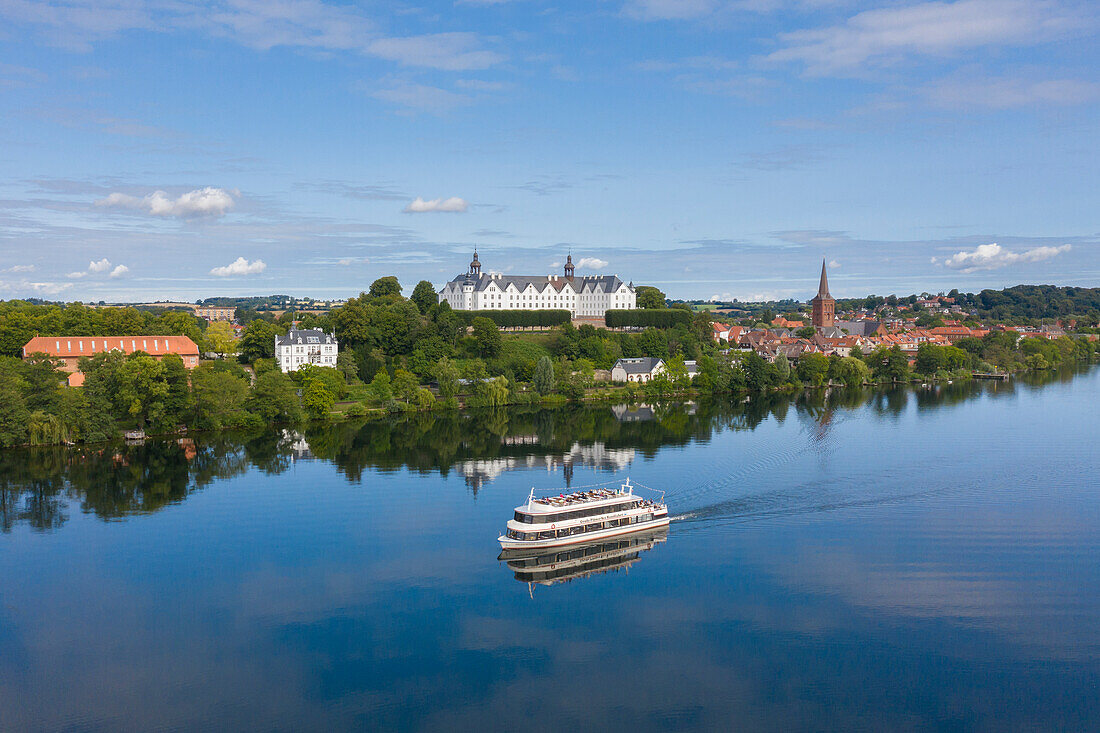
<box><xmin>2</xmin><ymin>368</ymin><xmax>1099</xmax><ymax>731</ymax></box>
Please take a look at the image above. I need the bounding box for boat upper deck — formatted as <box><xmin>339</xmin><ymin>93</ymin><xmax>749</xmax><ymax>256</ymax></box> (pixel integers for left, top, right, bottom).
<box><xmin>529</xmin><ymin>488</ymin><xmax>628</xmax><ymax>512</ymax></box>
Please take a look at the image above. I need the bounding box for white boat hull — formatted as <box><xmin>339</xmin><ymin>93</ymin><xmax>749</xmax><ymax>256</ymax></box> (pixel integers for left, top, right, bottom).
<box><xmin>498</xmin><ymin>514</ymin><xmax>670</xmax><ymax>550</ymax></box>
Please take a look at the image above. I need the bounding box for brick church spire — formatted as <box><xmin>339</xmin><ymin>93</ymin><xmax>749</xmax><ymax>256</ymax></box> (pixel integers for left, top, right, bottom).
<box><xmin>810</xmin><ymin>258</ymin><xmax>835</xmax><ymax>328</ymax></box>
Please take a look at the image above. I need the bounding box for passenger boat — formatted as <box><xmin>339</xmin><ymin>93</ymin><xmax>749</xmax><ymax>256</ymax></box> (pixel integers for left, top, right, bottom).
<box><xmin>498</xmin><ymin>478</ymin><xmax>669</xmax><ymax>550</ymax></box>
<box><xmin>500</xmin><ymin>526</ymin><xmax>668</xmax><ymax>587</ymax></box>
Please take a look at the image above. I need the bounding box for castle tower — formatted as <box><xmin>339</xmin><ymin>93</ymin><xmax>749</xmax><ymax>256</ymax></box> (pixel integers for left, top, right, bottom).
<box><xmin>564</xmin><ymin>253</ymin><xmax>574</xmax><ymax>280</ymax></box>
<box><xmin>810</xmin><ymin>259</ymin><xmax>835</xmax><ymax>328</ymax></box>
<box><xmin>469</xmin><ymin>249</ymin><xmax>481</xmax><ymax>277</ymax></box>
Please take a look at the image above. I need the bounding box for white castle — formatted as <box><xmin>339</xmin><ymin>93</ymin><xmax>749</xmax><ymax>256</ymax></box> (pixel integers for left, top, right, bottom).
<box><xmin>438</xmin><ymin>251</ymin><xmax>636</xmax><ymax>318</ymax></box>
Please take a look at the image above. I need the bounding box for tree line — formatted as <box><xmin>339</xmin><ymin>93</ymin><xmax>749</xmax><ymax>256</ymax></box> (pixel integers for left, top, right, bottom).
<box><xmin>1</xmin><ymin>277</ymin><xmax>1097</xmax><ymax>449</ymax></box>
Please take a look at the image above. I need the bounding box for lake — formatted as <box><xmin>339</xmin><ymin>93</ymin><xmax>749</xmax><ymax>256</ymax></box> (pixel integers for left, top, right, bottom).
<box><xmin>2</xmin><ymin>367</ymin><xmax>1099</xmax><ymax>731</ymax></box>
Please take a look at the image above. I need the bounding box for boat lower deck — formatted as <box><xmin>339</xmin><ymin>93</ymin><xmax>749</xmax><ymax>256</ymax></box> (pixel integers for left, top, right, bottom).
<box><xmin>498</xmin><ymin>514</ymin><xmax>669</xmax><ymax>550</ymax></box>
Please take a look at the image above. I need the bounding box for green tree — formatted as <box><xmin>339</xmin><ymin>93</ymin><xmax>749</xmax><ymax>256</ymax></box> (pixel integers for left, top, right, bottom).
<box><xmin>366</xmin><ymin>370</ymin><xmax>393</xmax><ymax>403</ymax></box>
<box><xmin>533</xmin><ymin>355</ymin><xmax>555</xmax><ymax>395</ymax></box>
<box><xmin>239</xmin><ymin>319</ymin><xmax>278</xmax><ymax>361</ymax></box>
<box><xmin>471</xmin><ymin>316</ymin><xmax>502</xmax><ymax>358</ymax></box>
<box><xmin>664</xmin><ymin>355</ymin><xmax>691</xmax><ymax>388</ymax></box>
<box><xmin>1026</xmin><ymin>352</ymin><xmax>1051</xmax><ymax>371</ymax></box>
<box><xmin>20</xmin><ymin>353</ymin><xmax>65</xmax><ymax>411</ymax></box>
<box><xmin>796</xmin><ymin>325</ymin><xmax>817</xmax><ymax>339</ymax></box>
<box><xmin>247</xmin><ymin>369</ymin><xmax>303</xmax><ymax>423</ymax></box>
<box><xmin>302</xmin><ymin>380</ymin><xmax>336</xmax><ymax>419</ymax></box>
<box><xmin>481</xmin><ymin>376</ymin><xmax>510</xmax><ymax>407</ymax></box>
<box><xmin>434</xmin><ymin>357</ymin><xmax>459</xmax><ymax>400</ymax></box>
<box><xmin>870</xmin><ymin>345</ymin><xmax>911</xmax><ymax>382</ymax></box>
<box><xmin>796</xmin><ymin>352</ymin><xmax>829</xmax><ymax>386</ymax></box>
<box><xmin>638</xmin><ymin>328</ymin><xmax>666</xmax><ymax>357</ymax></box>
<box><xmin>0</xmin><ymin>364</ymin><xmax>30</xmax><ymax>447</ymax></box>
<box><xmin>392</xmin><ymin>368</ymin><xmax>419</xmax><ymax>404</ymax></box>
<box><xmin>411</xmin><ymin>280</ymin><xmax>438</xmax><ymax>314</ymax></box>
<box><xmin>205</xmin><ymin>321</ymin><xmax>238</xmax><ymax>357</ymax></box>
<box><xmin>191</xmin><ymin>364</ymin><xmax>249</xmax><ymax>429</ymax></box>
<box><xmin>335</xmin><ymin>350</ymin><xmax>359</xmax><ymax>383</ymax></box>
<box><xmin>368</xmin><ymin>276</ymin><xmax>402</xmax><ymax>300</ymax></box>
<box><xmin>774</xmin><ymin>352</ymin><xmax>791</xmax><ymax>380</ymax></box>
<box><xmin>831</xmin><ymin>356</ymin><xmax>871</xmax><ymax>387</ymax></box>
<box><xmin>914</xmin><ymin>343</ymin><xmax>946</xmax><ymax>375</ymax></box>
<box><xmin>635</xmin><ymin>286</ymin><xmax>667</xmax><ymax>309</ymax></box>
<box><xmin>742</xmin><ymin>352</ymin><xmax>778</xmax><ymax>392</ymax></box>
<box><xmin>161</xmin><ymin>353</ymin><xmax>192</xmax><ymax>423</ymax></box>
<box><xmin>414</xmin><ymin>387</ymin><xmax>436</xmax><ymax>410</ymax></box>
<box><xmin>151</xmin><ymin>310</ymin><xmax>206</xmax><ymax>345</ymax></box>
<box><xmin>292</xmin><ymin>364</ymin><xmax>347</xmax><ymax>399</ymax></box>
<box><xmin>117</xmin><ymin>355</ymin><xmax>170</xmax><ymax>430</ymax></box>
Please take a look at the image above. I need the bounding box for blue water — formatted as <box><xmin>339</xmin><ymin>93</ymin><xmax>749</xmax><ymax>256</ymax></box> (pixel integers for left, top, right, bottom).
<box><xmin>2</xmin><ymin>369</ymin><xmax>1099</xmax><ymax>730</ymax></box>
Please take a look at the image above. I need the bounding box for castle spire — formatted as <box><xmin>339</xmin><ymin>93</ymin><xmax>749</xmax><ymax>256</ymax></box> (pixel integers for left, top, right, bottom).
<box><xmin>564</xmin><ymin>252</ymin><xmax>574</xmax><ymax>279</ymax></box>
<box><xmin>469</xmin><ymin>248</ymin><xmax>481</xmax><ymax>276</ymax></box>
<box><xmin>817</xmin><ymin>258</ymin><xmax>831</xmax><ymax>299</ymax></box>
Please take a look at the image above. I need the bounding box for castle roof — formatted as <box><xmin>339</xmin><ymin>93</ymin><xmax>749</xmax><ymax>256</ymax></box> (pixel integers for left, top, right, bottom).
<box><xmin>445</xmin><ymin>272</ymin><xmax>630</xmax><ymax>293</ymax></box>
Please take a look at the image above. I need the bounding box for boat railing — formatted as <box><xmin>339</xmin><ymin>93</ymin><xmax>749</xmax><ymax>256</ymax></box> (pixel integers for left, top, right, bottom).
<box><xmin>524</xmin><ymin>477</ymin><xmax>665</xmax><ymax>510</ymax></box>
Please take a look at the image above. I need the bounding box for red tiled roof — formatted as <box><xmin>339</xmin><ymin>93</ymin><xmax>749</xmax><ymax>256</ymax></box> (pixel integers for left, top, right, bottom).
<box><xmin>23</xmin><ymin>335</ymin><xmax>200</xmax><ymax>359</ymax></box>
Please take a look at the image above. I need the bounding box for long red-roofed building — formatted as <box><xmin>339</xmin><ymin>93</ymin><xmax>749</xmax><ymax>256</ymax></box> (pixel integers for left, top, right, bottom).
<box><xmin>22</xmin><ymin>335</ymin><xmax>200</xmax><ymax>386</ymax></box>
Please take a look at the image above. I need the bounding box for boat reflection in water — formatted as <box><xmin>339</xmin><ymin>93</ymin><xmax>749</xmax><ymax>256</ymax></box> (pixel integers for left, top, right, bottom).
<box><xmin>499</xmin><ymin>527</ymin><xmax>668</xmax><ymax>592</ymax></box>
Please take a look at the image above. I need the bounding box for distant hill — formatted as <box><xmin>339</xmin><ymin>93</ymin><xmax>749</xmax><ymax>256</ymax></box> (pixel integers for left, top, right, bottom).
<box><xmin>956</xmin><ymin>285</ymin><xmax>1100</xmax><ymax>321</ymax></box>
<box><xmin>685</xmin><ymin>285</ymin><xmax>1100</xmax><ymax>325</ymax></box>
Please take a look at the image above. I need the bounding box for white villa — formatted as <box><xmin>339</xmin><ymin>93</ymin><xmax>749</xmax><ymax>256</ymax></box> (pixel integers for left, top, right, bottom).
<box><xmin>275</xmin><ymin>328</ymin><xmax>339</xmax><ymax>373</ymax></box>
<box><xmin>611</xmin><ymin>357</ymin><xmax>666</xmax><ymax>383</ymax></box>
<box><xmin>438</xmin><ymin>252</ymin><xmax>636</xmax><ymax>318</ymax></box>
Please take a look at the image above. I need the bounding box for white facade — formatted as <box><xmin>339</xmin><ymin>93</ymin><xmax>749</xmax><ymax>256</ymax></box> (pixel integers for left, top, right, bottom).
<box><xmin>611</xmin><ymin>358</ymin><xmax>665</xmax><ymax>383</ymax></box>
<box><xmin>276</xmin><ymin>329</ymin><xmax>338</xmax><ymax>373</ymax></box>
<box><xmin>439</xmin><ymin>252</ymin><xmax>636</xmax><ymax>318</ymax></box>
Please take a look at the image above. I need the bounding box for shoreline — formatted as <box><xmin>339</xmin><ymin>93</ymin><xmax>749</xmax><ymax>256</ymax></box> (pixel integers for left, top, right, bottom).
<box><xmin>10</xmin><ymin>362</ymin><xmax>1090</xmax><ymax>451</ymax></box>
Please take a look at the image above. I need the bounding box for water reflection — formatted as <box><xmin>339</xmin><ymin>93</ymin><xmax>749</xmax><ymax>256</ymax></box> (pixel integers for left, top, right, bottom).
<box><xmin>499</xmin><ymin>527</ymin><xmax>668</xmax><ymax>591</ymax></box>
<box><xmin>0</xmin><ymin>365</ymin><xmax>1092</xmax><ymax>533</ymax></box>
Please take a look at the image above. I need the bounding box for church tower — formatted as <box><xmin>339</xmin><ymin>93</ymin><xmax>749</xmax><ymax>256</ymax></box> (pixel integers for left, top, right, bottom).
<box><xmin>564</xmin><ymin>253</ymin><xmax>575</xmax><ymax>280</ymax></box>
<box><xmin>810</xmin><ymin>259</ymin><xmax>835</xmax><ymax>328</ymax></box>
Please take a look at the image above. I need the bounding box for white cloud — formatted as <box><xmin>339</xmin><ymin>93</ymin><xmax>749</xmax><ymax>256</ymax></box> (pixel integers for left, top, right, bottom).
<box><xmin>366</xmin><ymin>33</ymin><xmax>503</xmax><ymax>71</ymax></box>
<box><xmin>96</xmin><ymin>187</ymin><xmax>237</xmax><ymax>218</ymax></box>
<box><xmin>828</xmin><ymin>259</ymin><xmax>841</xmax><ymax>269</ymax></box>
<box><xmin>623</xmin><ymin>0</ymin><xmax>718</xmax><ymax>21</ymax></box>
<box><xmin>0</xmin><ymin>1</ymin><xmax>506</xmax><ymax>74</ymax></box>
<box><xmin>210</xmin><ymin>257</ymin><xmax>267</xmax><ymax>277</ymax></box>
<box><xmin>0</xmin><ymin>279</ymin><xmax>73</xmax><ymax>296</ymax></box>
<box><xmin>926</xmin><ymin>76</ymin><xmax>1100</xmax><ymax>109</ymax></box>
<box><xmin>109</xmin><ymin>264</ymin><xmax>129</xmax><ymax>278</ymax></box>
<box><xmin>768</xmin><ymin>0</ymin><xmax>1078</xmax><ymax>75</ymax></box>
<box><xmin>1</xmin><ymin>264</ymin><xmax>35</xmax><ymax>273</ymax></box>
<box><xmin>939</xmin><ymin>242</ymin><xmax>1071</xmax><ymax>272</ymax></box>
<box><xmin>70</xmin><ymin>258</ymin><xmax>120</xmax><ymax>278</ymax></box>
<box><xmin>371</xmin><ymin>83</ymin><xmax>471</xmax><ymax>113</ymax></box>
<box><xmin>576</xmin><ymin>257</ymin><xmax>609</xmax><ymax>270</ymax></box>
<box><xmin>403</xmin><ymin>196</ymin><xmax>469</xmax><ymax>213</ymax></box>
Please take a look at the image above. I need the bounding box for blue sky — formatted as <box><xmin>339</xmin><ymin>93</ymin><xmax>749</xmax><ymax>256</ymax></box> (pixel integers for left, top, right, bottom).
<box><xmin>0</xmin><ymin>0</ymin><xmax>1097</xmax><ymax>302</ymax></box>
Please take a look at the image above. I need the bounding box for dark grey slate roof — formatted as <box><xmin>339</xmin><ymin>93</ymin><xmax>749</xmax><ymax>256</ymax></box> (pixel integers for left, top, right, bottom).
<box><xmin>444</xmin><ymin>272</ymin><xmax>629</xmax><ymax>293</ymax></box>
<box><xmin>836</xmin><ymin>320</ymin><xmax>883</xmax><ymax>336</ymax></box>
<box><xmin>613</xmin><ymin>357</ymin><xmax>664</xmax><ymax>375</ymax></box>
<box><xmin>275</xmin><ymin>328</ymin><xmax>337</xmax><ymax>346</ymax></box>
